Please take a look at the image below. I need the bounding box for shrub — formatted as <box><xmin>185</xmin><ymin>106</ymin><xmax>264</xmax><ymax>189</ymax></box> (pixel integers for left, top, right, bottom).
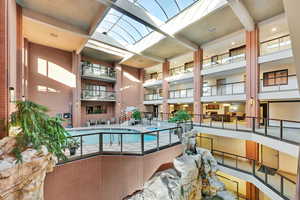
<box><xmin>9</xmin><ymin>101</ymin><xmax>70</xmax><ymax>162</ymax></box>
<box><xmin>168</xmin><ymin>110</ymin><xmax>191</xmax><ymax>123</ymax></box>
<box><xmin>132</xmin><ymin>110</ymin><xmax>142</xmax><ymax>120</ymax></box>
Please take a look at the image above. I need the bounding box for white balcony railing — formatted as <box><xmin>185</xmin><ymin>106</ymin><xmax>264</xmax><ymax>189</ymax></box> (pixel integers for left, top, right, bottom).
<box><xmin>203</xmin><ymin>52</ymin><xmax>246</xmax><ymax>69</ymax></box>
<box><xmin>203</xmin><ymin>81</ymin><xmax>245</xmax><ymax>96</ymax></box>
<box><xmin>144</xmin><ymin>93</ymin><xmax>163</xmax><ymax>101</ymax></box>
<box><xmin>260</xmin><ymin>35</ymin><xmax>291</xmax><ymax>56</ymax></box>
<box><xmin>169</xmin><ymin>88</ymin><xmax>194</xmax><ymax>99</ymax></box>
<box><xmin>81</xmin><ymin>89</ymin><xmax>116</xmax><ymax>101</ymax></box>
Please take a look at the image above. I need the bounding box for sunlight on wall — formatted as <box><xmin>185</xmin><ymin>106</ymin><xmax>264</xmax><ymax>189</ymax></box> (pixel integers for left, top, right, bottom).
<box><xmin>37</xmin><ymin>57</ymin><xmax>76</xmax><ymax>88</ymax></box>
<box><xmin>37</xmin><ymin>85</ymin><xmax>60</xmax><ymax>93</ymax></box>
<box><xmin>123</xmin><ymin>71</ymin><xmax>140</xmax><ymax>83</ymax></box>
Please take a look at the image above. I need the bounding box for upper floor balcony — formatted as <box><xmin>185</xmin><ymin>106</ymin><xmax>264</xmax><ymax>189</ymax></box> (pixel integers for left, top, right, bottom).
<box><xmin>201</xmin><ymin>81</ymin><xmax>246</xmax><ymax>102</ymax></box>
<box><xmin>168</xmin><ymin>88</ymin><xmax>193</xmax><ymax>103</ymax></box>
<box><xmin>81</xmin><ymin>62</ymin><xmax>116</xmax><ymax>82</ymax></box>
<box><xmin>259</xmin><ymin>74</ymin><xmax>300</xmax><ymax>100</ymax></box>
<box><xmin>144</xmin><ymin>93</ymin><xmax>163</xmax><ymax>105</ymax></box>
<box><xmin>143</xmin><ymin>72</ymin><xmax>163</xmax><ymax>87</ymax></box>
<box><xmin>259</xmin><ymin>35</ymin><xmax>293</xmax><ymax>64</ymax></box>
<box><xmin>81</xmin><ymin>89</ymin><xmax>116</xmax><ymax>101</ymax></box>
<box><xmin>166</xmin><ymin>62</ymin><xmax>194</xmax><ymax>83</ymax></box>
<box><xmin>202</xmin><ymin>48</ymin><xmax>246</xmax><ymax>76</ymax></box>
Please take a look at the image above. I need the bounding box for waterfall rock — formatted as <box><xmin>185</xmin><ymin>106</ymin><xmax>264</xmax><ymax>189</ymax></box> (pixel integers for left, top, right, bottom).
<box><xmin>125</xmin><ymin>129</ymin><xmax>237</xmax><ymax>200</ymax></box>
<box><xmin>0</xmin><ymin>137</ymin><xmax>57</xmax><ymax>200</ymax></box>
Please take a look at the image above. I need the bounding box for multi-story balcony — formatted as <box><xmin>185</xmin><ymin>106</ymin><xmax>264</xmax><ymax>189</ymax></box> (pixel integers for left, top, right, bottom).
<box><xmin>143</xmin><ymin>93</ymin><xmax>163</xmax><ymax>105</ymax></box>
<box><xmin>168</xmin><ymin>88</ymin><xmax>194</xmax><ymax>103</ymax></box>
<box><xmin>81</xmin><ymin>89</ymin><xmax>116</xmax><ymax>101</ymax></box>
<box><xmin>259</xmin><ymin>74</ymin><xmax>300</xmax><ymax>100</ymax></box>
<box><xmin>81</xmin><ymin>62</ymin><xmax>116</xmax><ymax>82</ymax></box>
<box><xmin>201</xmin><ymin>81</ymin><xmax>246</xmax><ymax>102</ymax></box>
<box><xmin>166</xmin><ymin>63</ymin><xmax>194</xmax><ymax>83</ymax></box>
<box><xmin>202</xmin><ymin>50</ymin><xmax>246</xmax><ymax>76</ymax></box>
<box><xmin>259</xmin><ymin>35</ymin><xmax>292</xmax><ymax>63</ymax></box>
<box><xmin>143</xmin><ymin>72</ymin><xmax>163</xmax><ymax>87</ymax></box>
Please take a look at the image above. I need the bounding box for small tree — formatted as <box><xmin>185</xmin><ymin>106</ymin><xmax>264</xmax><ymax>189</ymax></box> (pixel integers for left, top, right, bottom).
<box><xmin>169</xmin><ymin>110</ymin><xmax>191</xmax><ymax>123</ymax></box>
<box><xmin>132</xmin><ymin>110</ymin><xmax>142</xmax><ymax>121</ymax></box>
<box><xmin>9</xmin><ymin>101</ymin><xmax>70</xmax><ymax>162</ymax></box>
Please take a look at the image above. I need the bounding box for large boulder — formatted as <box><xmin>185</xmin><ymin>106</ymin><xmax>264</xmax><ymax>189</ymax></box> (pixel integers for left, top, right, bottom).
<box><xmin>125</xmin><ymin>129</ymin><xmax>237</xmax><ymax>200</ymax></box>
<box><xmin>0</xmin><ymin>137</ymin><xmax>57</xmax><ymax>200</ymax></box>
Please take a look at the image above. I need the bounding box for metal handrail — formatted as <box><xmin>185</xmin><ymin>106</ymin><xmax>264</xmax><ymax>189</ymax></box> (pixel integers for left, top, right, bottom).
<box><xmin>81</xmin><ymin>89</ymin><xmax>116</xmax><ymax>100</ymax></box>
<box><xmin>260</xmin><ymin>35</ymin><xmax>291</xmax><ymax>56</ymax></box>
<box><xmin>144</xmin><ymin>72</ymin><xmax>163</xmax><ymax>81</ymax></box>
<box><xmin>202</xmin><ymin>81</ymin><xmax>245</xmax><ymax>96</ymax></box>
<box><xmin>203</xmin><ymin>50</ymin><xmax>246</xmax><ymax>69</ymax></box>
<box><xmin>169</xmin><ymin>64</ymin><xmax>194</xmax><ymax>76</ymax></box>
<box><xmin>144</xmin><ymin>93</ymin><xmax>163</xmax><ymax>101</ymax></box>
<box><xmin>81</xmin><ymin>63</ymin><xmax>116</xmax><ymax>79</ymax></box>
<box><xmin>169</xmin><ymin>88</ymin><xmax>194</xmax><ymax>99</ymax></box>
<box><xmin>212</xmin><ymin>149</ymin><xmax>296</xmax><ymax>200</ymax></box>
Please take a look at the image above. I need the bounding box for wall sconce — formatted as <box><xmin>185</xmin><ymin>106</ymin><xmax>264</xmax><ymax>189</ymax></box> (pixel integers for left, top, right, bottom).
<box><xmin>250</xmin><ymin>97</ymin><xmax>254</xmax><ymax>105</ymax></box>
<box><xmin>9</xmin><ymin>87</ymin><xmax>16</xmax><ymax>103</ymax></box>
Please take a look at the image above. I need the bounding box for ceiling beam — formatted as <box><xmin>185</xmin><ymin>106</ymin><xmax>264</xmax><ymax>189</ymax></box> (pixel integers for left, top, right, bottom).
<box><xmin>227</xmin><ymin>0</ymin><xmax>255</xmax><ymax>31</ymax></box>
<box><xmin>96</xmin><ymin>0</ymin><xmax>199</xmax><ymax>51</ymax></box>
<box><xmin>23</xmin><ymin>8</ymin><xmax>89</xmax><ymax>38</ymax></box>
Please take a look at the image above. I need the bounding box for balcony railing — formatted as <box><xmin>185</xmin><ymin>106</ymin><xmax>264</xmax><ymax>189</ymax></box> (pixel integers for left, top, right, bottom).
<box><xmin>81</xmin><ymin>89</ymin><xmax>116</xmax><ymax>101</ymax></box>
<box><xmin>260</xmin><ymin>35</ymin><xmax>291</xmax><ymax>56</ymax></box>
<box><xmin>211</xmin><ymin>149</ymin><xmax>296</xmax><ymax>200</ymax></box>
<box><xmin>203</xmin><ymin>52</ymin><xmax>246</xmax><ymax>69</ymax></box>
<box><xmin>144</xmin><ymin>72</ymin><xmax>163</xmax><ymax>83</ymax></box>
<box><xmin>169</xmin><ymin>65</ymin><xmax>194</xmax><ymax>76</ymax></box>
<box><xmin>260</xmin><ymin>74</ymin><xmax>297</xmax><ymax>93</ymax></box>
<box><xmin>81</xmin><ymin>63</ymin><xmax>116</xmax><ymax>80</ymax></box>
<box><xmin>144</xmin><ymin>93</ymin><xmax>163</xmax><ymax>101</ymax></box>
<box><xmin>169</xmin><ymin>88</ymin><xmax>194</xmax><ymax>99</ymax></box>
<box><xmin>60</xmin><ymin>126</ymin><xmax>183</xmax><ymax>164</ymax></box>
<box><xmin>202</xmin><ymin>81</ymin><xmax>245</xmax><ymax>96</ymax></box>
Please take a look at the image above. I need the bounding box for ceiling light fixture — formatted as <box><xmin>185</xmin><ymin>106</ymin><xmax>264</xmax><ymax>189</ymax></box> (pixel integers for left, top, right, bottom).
<box><xmin>231</xmin><ymin>42</ymin><xmax>236</xmax><ymax>45</ymax></box>
<box><xmin>271</xmin><ymin>27</ymin><xmax>277</xmax><ymax>32</ymax></box>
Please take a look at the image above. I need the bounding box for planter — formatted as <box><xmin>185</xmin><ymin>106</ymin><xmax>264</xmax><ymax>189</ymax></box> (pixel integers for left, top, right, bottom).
<box><xmin>69</xmin><ymin>147</ymin><xmax>77</xmax><ymax>156</ymax></box>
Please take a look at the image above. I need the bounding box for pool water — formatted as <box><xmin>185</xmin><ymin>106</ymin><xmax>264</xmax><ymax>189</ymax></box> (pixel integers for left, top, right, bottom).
<box><xmin>68</xmin><ymin>128</ymin><xmax>157</xmax><ymax>145</ymax></box>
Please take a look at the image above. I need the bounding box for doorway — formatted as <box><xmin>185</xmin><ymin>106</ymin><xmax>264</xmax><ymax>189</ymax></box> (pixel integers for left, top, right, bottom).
<box><xmin>153</xmin><ymin>105</ymin><xmax>158</xmax><ymax>118</ymax></box>
<box><xmin>217</xmin><ymin>79</ymin><xmax>226</xmax><ymax>96</ymax></box>
<box><xmin>260</xmin><ymin>103</ymin><xmax>268</xmax><ymax>125</ymax></box>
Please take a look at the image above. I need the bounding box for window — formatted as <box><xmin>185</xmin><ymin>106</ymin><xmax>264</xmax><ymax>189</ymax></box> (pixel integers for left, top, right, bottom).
<box><xmin>86</xmin><ymin>105</ymin><xmax>107</xmax><ymax>114</ymax></box>
<box><xmin>263</xmin><ymin>70</ymin><xmax>288</xmax><ymax>86</ymax></box>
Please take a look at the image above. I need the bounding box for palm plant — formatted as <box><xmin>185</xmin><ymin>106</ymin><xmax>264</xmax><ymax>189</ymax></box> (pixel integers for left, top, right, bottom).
<box><xmin>10</xmin><ymin>101</ymin><xmax>70</xmax><ymax>162</ymax></box>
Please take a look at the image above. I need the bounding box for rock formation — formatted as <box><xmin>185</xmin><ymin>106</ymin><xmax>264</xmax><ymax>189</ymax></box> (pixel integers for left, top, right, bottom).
<box><xmin>0</xmin><ymin>136</ymin><xmax>57</xmax><ymax>200</ymax></box>
<box><xmin>125</xmin><ymin>130</ymin><xmax>236</xmax><ymax>200</ymax></box>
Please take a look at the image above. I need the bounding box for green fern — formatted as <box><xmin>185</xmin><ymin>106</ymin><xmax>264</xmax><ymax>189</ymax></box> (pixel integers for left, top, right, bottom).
<box><xmin>9</xmin><ymin>101</ymin><xmax>70</xmax><ymax>162</ymax></box>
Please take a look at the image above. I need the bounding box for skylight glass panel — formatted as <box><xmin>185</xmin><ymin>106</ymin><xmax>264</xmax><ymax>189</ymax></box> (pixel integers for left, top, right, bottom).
<box><xmin>97</xmin><ymin>8</ymin><xmax>153</xmax><ymax>46</ymax></box>
<box><xmin>177</xmin><ymin>0</ymin><xmax>197</xmax><ymax>10</ymax></box>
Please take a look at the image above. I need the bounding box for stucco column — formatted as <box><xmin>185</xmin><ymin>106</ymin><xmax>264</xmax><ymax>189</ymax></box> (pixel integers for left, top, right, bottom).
<box><xmin>162</xmin><ymin>60</ymin><xmax>169</xmax><ymax>120</ymax></box>
<box><xmin>114</xmin><ymin>64</ymin><xmax>123</xmax><ymax>121</ymax></box>
<box><xmin>245</xmin><ymin>29</ymin><xmax>260</xmax><ymax>161</ymax></box>
<box><xmin>72</xmin><ymin>52</ymin><xmax>81</xmax><ymax>127</ymax></box>
<box><xmin>0</xmin><ymin>0</ymin><xmax>9</xmax><ymax>138</ymax></box>
<box><xmin>16</xmin><ymin>5</ymin><xmax>23</xmax><ymax>100</ymax></box>
<box><xmin>193</xmin><ymin>49</ymin><xmax>203</xmax><ymax>123</ymax></box>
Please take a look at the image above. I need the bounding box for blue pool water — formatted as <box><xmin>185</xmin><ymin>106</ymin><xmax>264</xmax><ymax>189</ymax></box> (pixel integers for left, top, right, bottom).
<box><xmin>68</xmin><ymin>128</ymin><xmax>156</xmax><ymax>145</ymax></box>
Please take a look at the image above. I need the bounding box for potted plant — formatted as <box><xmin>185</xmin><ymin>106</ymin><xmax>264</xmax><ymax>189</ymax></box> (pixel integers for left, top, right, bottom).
<box><xmin>132</xmin><ymin>110</ymin><xmax>142</xmax><ymax>125</ymax></box>
<box><xmin>168</xmin><ymin>110</ymin><xmax>191</xmax><ymax>123</ymax></box>
<box><xmin>68</xmin><ymin>138</ymin><xmax>80</xmax><ymax>156</ymax></box>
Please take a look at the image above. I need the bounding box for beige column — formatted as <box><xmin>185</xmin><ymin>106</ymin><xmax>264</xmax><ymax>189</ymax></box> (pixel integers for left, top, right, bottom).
<box><xmin>245</xmin><ymin>28</ymin><xmax>260</xmax><ymax>160</ymax></box>
<box><xmin>162</xmin><ymin>60</ymin><xmax>169</xmax><ymax>120</ymax></box>
<box><xmin>193</xmin><ymin>49</ymin><xmax>203</xmax><ymax>123</ymax></box>
<box><xmin>72</xmin><ymin>52</ymin><xmax>81</xmax><ymax>127</ymax></box>
<box><xmin>0</xmin><ymin>0</ymin><xmax>9</xmax><ymax>138</ymax></box>
<box><xmin>114</xmin><ymin>64</ymin><xmax>123</xmax><ymax>121</ymax></box>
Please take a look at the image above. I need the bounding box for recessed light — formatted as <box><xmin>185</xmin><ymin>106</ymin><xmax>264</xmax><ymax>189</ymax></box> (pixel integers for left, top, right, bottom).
<box><xmin>271</xmin><ymin>27</ymin><xmax>277</xmax><ymax>32</ymax></box>
<box><xmin>208</xmin><ymin>27</ymin><xmax>216</xmax><ymax>33</ymax></box>
<box><xmin>231</xmin><ymin>42</ymin><xmax>236</xmax><ymax>45</ymax></box>
<box><xmin>50</xmin><ymin>33</ymin><xmax>58</xmax><ymax>38</ymax></box>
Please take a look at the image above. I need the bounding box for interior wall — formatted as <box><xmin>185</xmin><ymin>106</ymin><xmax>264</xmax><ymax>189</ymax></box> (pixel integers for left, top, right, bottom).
<box><xmin>204</xmin><ymin>73</ymin><xmax>245</xmax><ymax>85</ymax></box>
<box><xmin>259</xmin><ymin>63</ymin><xmax>295</xmax><ymax>78</ymax></box>
<box><xmin>44</xmin><ymin>145</ymin><xmax>182</xmax><ymax>200</ymax></box>
<box><xmin>217</xmin><ymin>171</ymin><xmax>247</xmax><ymax>197</ymax></box>
<box><xmin>28</xmin><ymin>43</ymin><xmax>74</xmax><ymax>126</ymax></box>
<box><xmin>278</xmin><ymin>151</ymin><xmax>297</xmax><ymax>175</ymax></box>
<box><xmin>269</xmin><ymin>102</ymin><xmax>300</xmax><ymax>121</ymax></box>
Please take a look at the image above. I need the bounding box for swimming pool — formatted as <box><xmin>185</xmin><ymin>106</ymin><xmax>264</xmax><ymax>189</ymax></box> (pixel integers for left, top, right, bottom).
<box><xmin>68</xmin><ymin>128</ymin><xmax>157</xmax><ymax>145</ymax></box>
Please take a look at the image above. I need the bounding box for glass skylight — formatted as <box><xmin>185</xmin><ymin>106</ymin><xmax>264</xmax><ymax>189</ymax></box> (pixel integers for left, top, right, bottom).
<box><xmin>96</xmin><ymin>0</ymin><xmax>199</xmax><ymax>46</ymax></box>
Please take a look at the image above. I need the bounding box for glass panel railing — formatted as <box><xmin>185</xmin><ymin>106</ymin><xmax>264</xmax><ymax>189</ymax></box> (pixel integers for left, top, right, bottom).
<box><xmin>81</xmin><ymin>89</ymin><xmax>116</xmax><ymax>101</ymax></box>
<box><xmin>144</xmin><ymin>72</ymin><xmax>163</xmax><ymax>83</ymax></box>
<box><xmin>260</xmin><ymin>74</ymin><xmax>298</xmax><ymax>93</ymax></box>
<box><xmin>169</xmin><ymin>88</ymin><xmax>194</xmax><ymax>99</ymax></box>
<box><xmin>202</xmin><ymin>82</ymin><xmax>245</xmax><ymax>97</ymax></box>
<box><xmin>81</xmin><ymin>63</ymin><xmax>116</xmax><ymax>79</ymax></box>
<box><xmin>203</xmin><ymin>52</ymin><xmax>246</xmax><ymax>69</ymax></box>
<box><xmin>169</xmin><ymin>65</ymin><xmax>194</xmax><ymax>76</ymax></box>
<box><xmin>144</xmin><ymin>93</ymin><xmax>163</xmax><ymax>101</ymax></box>
<box><xmin>260</xmin><ymin>35</ymin><xmax>291</xmax><ymax>56</ymax></box>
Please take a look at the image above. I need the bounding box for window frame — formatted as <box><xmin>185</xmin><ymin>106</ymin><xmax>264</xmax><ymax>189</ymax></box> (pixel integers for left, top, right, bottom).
<box><xmin>263</xmin><ymin>69</ymin><xmax>288</xmax><ymax>87</ymax></box>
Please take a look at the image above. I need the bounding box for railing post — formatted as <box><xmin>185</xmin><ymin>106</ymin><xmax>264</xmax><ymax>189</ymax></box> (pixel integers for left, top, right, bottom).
<box><xmin>222</xmin><ymin>115</ymin><xmax>224</xmax><ymax>129</ymax></box>
<box><xmin>235</xmin><ymin>155</ymin><xmax>238</xmax><ymax>168</ymax></box>
<box><xmin>80</xmin><ymin>136</ymin><xmax>83</xmax><ymax>157</ymax></box>
<box><xmin>280</xmin><ymin>176</ymin><xmax>284</xmax><ymax>195</ymax></box>
<box><xmin>157</xmin><ymin>131</ymin><xmax>160</xmax><ymax>151</ymax></box>
<box><xmin>252</xmin><ymin>117</ymin><xmax>256</xmax><ymax>132</ymax></box>
<box><xmin>280</xmin><ymin>120</ymin><xmax>283</xmax><ymax>140</ymax></box>
<box><xmin>222</xmin><ymin>152</ymin><xmax>224</xmax><ymax>164</ymax></box>
<box><xmin>252</xmin><ymin>160</ymin><xmax>255</xmax><ymax>175</ymax></box>
<box><xmin>169</xmin><ymin>129</ymin><xmax>171</xmax><ymax>145</ymax></box>
<box><xmin>141</xmin><ymin>133</ymin><xmax>144</xmax><ymax>154</ymax></box>
<box><xmin>120</xmin><ymin>134</ymin><xmax>123</xmax><ymax>153</ymax></box>
<box><xmin>210</xmin><ymin>117</ymin><xmax>212</xmax><ymax>127</ymax></box>
<box><xmin>264</xmin><ymin>118</ymin><xmax>267</xmax><ymax>135</ymax></box>
<box><xmin>235</xmin><ymin>117</ymin><xmax>238</xmax><ymax>130</ymax></box>
<box><xmin>99</xmin><ymin>133</ymin><xmax>103</xmax><ymax>153</ymax></box>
